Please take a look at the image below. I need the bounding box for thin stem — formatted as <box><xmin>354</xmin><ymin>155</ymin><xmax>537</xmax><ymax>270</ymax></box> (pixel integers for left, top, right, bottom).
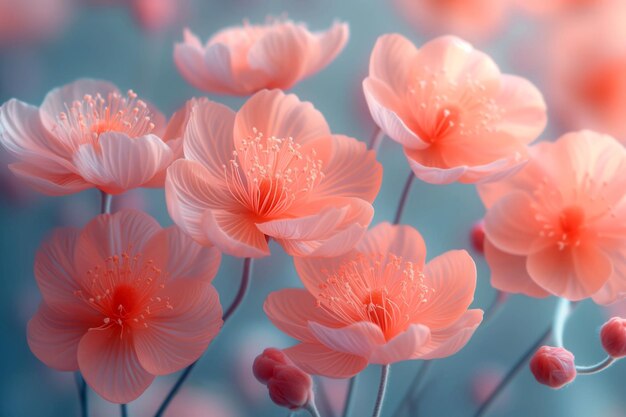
<box><xmin>153</xmin><ymin>258</ymin><xmax>254</xmax><ymax>417</ymax></box>
<box><xmin>100</xmin><ymin>191</ymin><xmax>112</xmax><ymax>214</ymax></box>
<box><xmin>552</xmin><ymin>298</ymin><xmax>572</xmax><ymax>348</ymax></box>
<box><xmin>472</xmin><ymin>325</ymin><xmax>553</xmax><ymax>417</ymax></box>
<box><xmin>368</xmin><ymin>128</ymin><xmax>385</xmax><ymax>152</ymax></box>
<box><xmin>74</xmin><ymin>372</ymin><xmax>88</xmax><ymax>417</ymax></box>
<box><xmin>305</xmin><ymin>401</ymin><xmax>323</xmax><ymax>417</ymax></box>
<box><xmin>342</xmin><ymin>376</ymin><xmax>358</xmax><ymax>417</ymax></box>
<box><xmin>120</xmin><ymin>404</ymin><xmax>128</xmax><ymax>417</ymax></box>
<box><xmin>371</xmin><ymin>364</ymin><xmax>390</xmax><ymax>417</ymax></box>
<box><xmin>577</xmin><ymin>356</ymin><xmax>616</xmax><ymax>375</ymax></box>
<box><xmin>483</xmin><ymin>291</ymin><xmax>508</xmax><ymax>325</ymax></box>
<box><xmin>394</xmin><ymin>173</ymin><xmax>415</xmax><ymax>225</ymax></box>
<box><xmin>390</xmin><ymin>361</ymin><xmax>431</xmax><ymax>417</ymax></box>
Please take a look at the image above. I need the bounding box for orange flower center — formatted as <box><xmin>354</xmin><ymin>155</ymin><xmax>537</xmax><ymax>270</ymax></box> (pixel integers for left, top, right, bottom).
<box><xmin>53</xmin><ymin>90</ymin><xmax>156</xmax><ymax>148</ymax></box>
<box><xmin>315</xmin><ymin>253</ymin><xmax>434</xmax><ymax>340</ymax></box>
<box><xmin>74</xmin><ymin>251</ymin><xmax>172</xmax><ymax>337</ymax></box>
<box><xmin>223</xmin><ymin>128</ymin><xmax>324</xmax><ymax>221</ymax></box>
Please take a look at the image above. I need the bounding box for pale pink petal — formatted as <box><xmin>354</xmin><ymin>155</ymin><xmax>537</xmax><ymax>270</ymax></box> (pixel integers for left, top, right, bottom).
<box><xmin>312</xmin><ymin>134</ymin><xmax>382</xmax><ymax>202</ymax></box>
<box><xmin>27</xmin><ymin>303</ymin><xmax>96</xmax><ymax>371</ymax></box>
<box><xmin>285</xmin><ymin>221</ymin><xmax>369</xmax><ymax>258</ymax></box>
<box><xmin>39</xmin><ymin>79</ymin><xmax>119</xmax><ymax>132</ymax></box>
<box><xmin>0</xmin><ymin>99</ymin><xmax>73</xmax><ymax>168</ymax></box>
<box><xmin>165</xmin><ymin>159</ymin><xmax>234</xmax><ymax>246</ymax></box>
<box><xmin>369</xmin><ymin>324</ymin><xmax>431</xmax><ymax>364</ymax></box>
<box><xmin>78</xmin><ymin>327</ymin><xmax>155</xmax><ymax>403</ymax></box>
<box><xmin>419</xmin><ymin>250</ymin><xmax>477</xmax><ymax>329</ymax></box>
<box><xmin>363</xmin><ymin>78</ymin><xmax>430</xmax><ymax>150</ymax></box>
<box><xmin>593</xmin><ymin>250</ymin><xmax>626</xmax><ymax>305</ymax></box>
<box><xmin>369</xmin><ymin>34</ymin><xmax>418</xmax><ymax>96</ymax></box>
<box><xmin>201</xmin><ymin>209</ymin><xmax>270</xmax><ymax>258</ymax></box>
<box><xmin>404</xmin><ymin>148</ymin><xmax>468</xmax><ymax>184</ymax></box>
<box><xmin>8</xmin><ymin>162</ymin><xmax>91</xmax><ymax>196</ymax></box>
<box><xmin>295</xmin><ymin>252</ymin><xmax>353</xmax><ymax>297</ymax></box>
<box><xmin>247</xmin><ymin>23</ymin><xmax>310</xmax><ymax>89</ymax></box>
<box><xmin>483</xmin><ymin>191</ymin><xmax>544</xmax><ymax>255</ymax></box>
<box><xmin>527</xmin><ymin>244</ymin><xmax>613</xmax><ymax>301</ymax></box>
<box><xmin>284</xmin><ymin>343</ymin><xmax>368</xmax><ymax>378</ymax></box>
<box><xmin>174</xmin><ymin>43</ymin><xmax>223</xmax><ymax>93</ymax></box>
<box><xmin>484</xmin><ymin>239</ymin><xmax>551</xmax><ymax>298</ymax></box>
<box><xmin>417</xmin><ymin>309</ymin><xmax>483</xmax><ymax>360</ymax></box>
<box><xmin>202</xmin><ymin>43</ymin><xmax>239</xmax><ymax>92</ymax></box>
<box><xmin>183</xmin><ymin>98</ymin><xmax>236</xmax><ymax>179</ymax></box>
<box><xmin>72</xmin><ymin>133</ymin><xmax>173</xmax><ymax>194</ymax></box>
<box><xmin>302</xmin><ymin>22</ymin><xmax>349</xmax><ymax>78</ymax></box>
<box><xmin>264</xmin><ymin>289</ymin><xmax>342</xmax><ymax>343</ymax></box>
<box><xmin>75</xmin><ymin>209</ymin><xmax>161</xmax><ymax>276</ymax></box>
<box><xmin>142</xmin><ymin>226</ymin><xmax>221</xmax><ymax>282</ymax></box>
<box><xmin>134</xmin><ymin>282</ymin><xmax>222</xmax><ymax>375</ymax></box>
<box><xmin>356</xmin><ymin>222</ymin><xmax>427</xmax><ymax>267</ymax></box>
<box><xmin>256</xmin><ymin>205</ymin><xmax>350</xmax><ymax>241</ymax></box>
<box><xmin>455</xmin><ymin>156</ymin><xmax>528</xmax><ymax>184</ymax></box>
<box><xmin>308</xmin><ymin>321</ymin><xmax>386</xmax><ymax>357</ymax></box>
<box><xmin>494</xmin><ymin>75</ymin><xmax>547</xmax><ymax>144</ymax></box>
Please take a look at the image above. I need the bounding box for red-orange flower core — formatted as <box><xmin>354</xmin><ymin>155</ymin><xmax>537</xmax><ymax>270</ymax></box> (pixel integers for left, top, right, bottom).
<box><xmin>315</xmin><ymin>253</ymin><xmax>434</xmax><ymax>340</ymax></box>
<box><xmin>74</xmin><ymin>252</ymin><xmax>172</xmax><ymax>336</ymax></box>
<box><xmin>223</xmin><ymin>129</ymin><xmax>324</xmax><ymax>222</ymax></box>
<box><xmin>54</xmin><ymin>90</ymin><xmax>157</xmax><ymax>146</ymax></box>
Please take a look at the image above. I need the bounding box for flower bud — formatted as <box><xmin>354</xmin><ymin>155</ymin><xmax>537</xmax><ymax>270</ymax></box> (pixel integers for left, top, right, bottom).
<box><xmin>267</xmin><ymin>365</ymin><xmax>313</xmax><ymax>410</ymax></box>
<box><xmin>600</xmin><ymin>317</ymin><xmax>626</xmax><ymax>358</ymax></box>
<box><xmin>529</xmin><ymin>346</ymin><xmax>576</xmax><ymax>389</ymax></box>
<box><xmin>470</xmin><ymin>220</ymin><xmax>485</xmax><ymax>254</ymax></box>
<box><xmin>253</xmin><ymin>348</ymin><xmax>289</xmax><ymax>384</ymax></box>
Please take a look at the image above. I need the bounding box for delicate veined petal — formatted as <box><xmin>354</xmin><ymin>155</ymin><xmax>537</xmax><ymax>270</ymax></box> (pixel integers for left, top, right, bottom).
<box><xmin>201</xmin><ymin>209</ymin><xmax>270</xmax><ymax>258</ymax></box>
<box><xmin>416</xmin><ymin>309</ymin><xmax>483</xmax><ymax>360</ymax></box>
<box><xmin>356</xmin><ymin>222</ymin><xmax>427</xmax><ymax>267</ymax></box>
<box><xmin>284</xmin><ymin>343</ymin><xmax>368</xmax><ymax>378</ymax></box>
<box><xmin>369</xmin><ymin>324</ymin><xmax>431</xmax><ymax>364</ymax></box>
<box><xmin>302</xmin><ymin>22</ymin><xmax>349</xmax><ymax>78</ymax></box>
<box><xmin>364</xmin><ymin>34</ymin><xmax>546</xmax><ymax>184</ymax></box>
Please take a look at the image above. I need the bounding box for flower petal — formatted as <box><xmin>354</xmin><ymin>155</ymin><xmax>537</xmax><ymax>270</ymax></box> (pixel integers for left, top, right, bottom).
<box><xmin>134</xmin><ymin>282</ymin><xmax>222</xmax><ymax>375</ymax></box>
<box><xmin>416</xmin><ymin>309</ymin><xmax>483</xmax><ymax>360</ymax></box>
<box><xmin>302</xmin><ymin>22</ymin><xmax>349</xmax><ymax>78</ymax></box>
<box><xmin>283</xmin><ymin>343</ymin><xmax>368</xmax><ymax>378</ymax></box>
<box><xmin>369</xmin><ymin>324</ymin><xmax>431</xmax><ymax>364</ymax></box>
<box><xmin>77</xmin><ymin>327</ymin><xmax>155</xmax><ymax>404</ymax></box>
<box><xmin>9</xmin><ymin>162</ymin><xmax>91</xmax><ymax>196</ymax></box>
<box><xmin>264</xmin><ymin>288</ymin><xmax>341</xmax><ymax>343</ymax></box>
<box><xmin>369</xmin><ymin>34</ymin><xmax>418</xmax><ymax>96</ymax></box>
<box><xmin>404</xmin><ymin>148</ymin><xmax>468</xmax><ymax>184</ymax></box>
<box><xmin>356</xmin><ymin>222</ymin><xmax>427</xmax><ymax>267</ymax></box>
<box><xmin>308</xmin><ymin>321</ymin><xmax>385</xmax><ymax>357</ymax></box>
<box><xmin>201</xmin><ymin>209</ymin><xmax>270</xmax><ymax>258</ymax></box>
<box><xmin>72</xmin><ymin>133</ymin><xmax>173</xmax><ymax>194</ymax></box>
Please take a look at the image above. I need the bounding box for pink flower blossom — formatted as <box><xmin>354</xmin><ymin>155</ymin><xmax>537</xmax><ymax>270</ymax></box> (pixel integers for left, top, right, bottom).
<box><xmin>27</xmin><ymin>209</ymin><xmax>223</xmax><ymax>403</ymax></box>
<box><xmin>363</xmin><ymin>35</ymin><xmax>546</xmax><ymax>184</ymax></box>
<box><xmin>265</xmin><ymin>223</ymin><xmax>482</xmax><ymax>378</ymax></box>
<box><xmin>0</xmin><ymin>79</ymin><xmax>187</xmax><ymax>195</ymax></box>
<box><xmin>479</xmin><ymin>131</ymin><xmax>626</xmax><ymax>304</ymax></box>
<box><xmin>165</xmin><ymin>89</ymin><xmax>382</xmax><ymax>258</ymax></box>
<box><xmin>0</xmin><ymin>0</ymin><xmax>72</xmax><ymax>45</ymax></box>
<box><xmin>174</xmin><ymin>19</ymin><xmax>348</xmax><ymax>95</ymax></box>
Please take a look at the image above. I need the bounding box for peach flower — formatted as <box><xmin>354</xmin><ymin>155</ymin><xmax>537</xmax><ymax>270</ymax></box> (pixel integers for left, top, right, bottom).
<box><xmin>0</xmin><ymin>79</ymin><xmax>183</xmax><ymax>196</ymax></box>
<box><xmin>393</xmin><ymin>0</ymin><xmax>510</xmax><ymax>42</ymax></box>
<box><xmin>516</xmin><ymin>0</ymin><xmax>602</xmax><ymax>17</ymax></box>
<box><xmin>27</xmin><ymin>209</ymin><xmax>223</xmax><ymax>403</ymax></box>
<box><xmin>165</xmin><ymin>89</ymin><xmax>382</xmax><ymax>258</ymax></box>
<box><xmin>264</xmin><ymin>223</ymin><xmax>483</xmax><ymax>378</ymax></box>
<box><xmin>174</xmin><ymin>19</ymin><xmax>349</xmax><ymax>95</ymax></box>
<box><xmin>363</xmin><ymin>35</ymin><xmax>547</xmax><ymax>184</ymax></box>
<box><xmin>479</xmin><ymin>131</ymin><xmax>626</xmax><ymax>304</ymax></box>
<box><xmin>0</xmin><ymin>0</ymin><xmax>72</xmax><ymax>45</ymax></box>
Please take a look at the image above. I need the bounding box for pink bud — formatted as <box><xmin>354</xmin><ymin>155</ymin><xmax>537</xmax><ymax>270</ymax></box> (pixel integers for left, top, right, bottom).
<box><xmin>529</xmin><ymin>346</ymin><xmax>576</xmax><ymax>389</ymax></box>
<box><xmin>600</xmin><ymin>317</ymin><xmax>626</xmax><ymax>358</ymax></box>
<box><xmin>470</xmin><ymin>220</ymin><xmax>485</xmax><ymax>254</ymax></box>
<box><xmin>252</xmin><ymin>348</ymin><xmax>289</xmax><ymax>384</ymax></box>
<box><xmin>267</xmin><ymin>365</ymin><xmax>313</xmax><ymax>410</ymax></box>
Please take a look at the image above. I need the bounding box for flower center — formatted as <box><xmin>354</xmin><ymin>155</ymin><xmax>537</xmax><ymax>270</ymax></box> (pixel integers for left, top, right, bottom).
<box><xmin>223</xmin><ymin>128</ymin><xmax>324</xmax><ymax>221</ymax></box>
<box><xmin>53</xmin><ymin>90</ymin><xmax>156</xmax><ymax>149</ymax></box>
<box><xmin>315</xmin><ymin>253</ymin><xmax>434</xmax><ymax>340</ymax></box>
<box><xmin>74</xmin><ymin>251</ymin><xmax>172</xmax><ymax>336</ymax></box>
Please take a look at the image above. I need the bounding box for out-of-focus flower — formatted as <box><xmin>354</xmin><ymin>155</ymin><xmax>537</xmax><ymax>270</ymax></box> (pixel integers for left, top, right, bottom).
<box><xmin>469</xmin><ymin>365</ymin><xmax>507</xmax><ymax>406</ymax></box>
<box><xmin>470</xmin><ymin>219</ymin><xmax>486</xmax><ymax>254</ymax></box>
<box><xmin>363</xmin><ymin>35</ymin><xmax>546</xmax><ymax>184</ymax></box>
<box><xmin>130</xmin><ymin>0</ymin><xmax>187</xmax><ymax>33</ymax></box>
<box><xmin>516</xmin><ymin>0</ymin><xmax>601</xmax><ymax>17</ymax></box>
<box><xmin>479</xmin><ymin>131</ymin><xmax>626</xmax><ymax>304</ymax></box>
<box><xmin>393</xmin><ymin>0</ymin><xmax>510</xmax><ymax>42</ymax></box>
<box><xmin>0</xmin><ymin>0</ymin><xmax>72</xmax><ymax>46</ymax></box>
<box><xmin>174</xmin><ymin>19</ymin><xmax>349</xmax><ymax>95</ymax></box>
<box><xmin>165</xmin><ymin>89</ymin><xmax>382</xmax><ymax>258</ymax></box>
<box><xmin>545</xmin><ymin>0</ymin><xmax>626</xmax><ymax>141</ymax></box>
<box><xmin>529</xmin><ymin>346</ymin><xmax>576</xmax><ymax>388</ymax></box>
<box><xmin>600</xmin><ymin>317</ymin><xmax>626</xmax><ymax>358</ymax></box>
<box><xmin>0</xmin><ymin>79</ymin><xmax>186</xmax><ymax>195</ymax></box>
<box><xmin>253</xmin><ymin>348</ymin><xmax>314</xmax><ymax>410</ymax></box>
<box><xmin>265</xmin><ymin>223</ymin><xmax>482</xmax><ymax>378</ymax></box>
<box><xmin>27</xmin><ymin>210</ymin><xmax>223</xmax><ymax>403</ymax></box>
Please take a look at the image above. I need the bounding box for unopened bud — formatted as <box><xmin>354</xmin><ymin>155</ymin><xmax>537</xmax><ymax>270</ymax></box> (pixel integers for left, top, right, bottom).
<box><xmin>253</xmin><ymin>348</ymin><xmax>289</xmax><ymax>384</ymax></box>
<box><xmin>470</xmin><ymin>220</ymin><xmax>485</xmax><ymax>254</ymax></box>
<box><xmin>600</xmin><ymin>317</ymin><xmax>626</xmax><ymax>358</ymax></box>
<box><xmin>267</xmin><ymin>365</ymin><xmax>313</xmax><ymax>410</ymax></box>
<box><xmin>529</xmin><ymin>346</ymin><xmax>576</xmax><ymax>389</ymax></box>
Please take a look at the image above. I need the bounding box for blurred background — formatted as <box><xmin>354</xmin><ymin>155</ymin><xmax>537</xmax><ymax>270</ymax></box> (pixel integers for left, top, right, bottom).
<box><xmin>1</xmin><ymin>0</ymin><xmax>625</xmax><ymax>416</ymax></box>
